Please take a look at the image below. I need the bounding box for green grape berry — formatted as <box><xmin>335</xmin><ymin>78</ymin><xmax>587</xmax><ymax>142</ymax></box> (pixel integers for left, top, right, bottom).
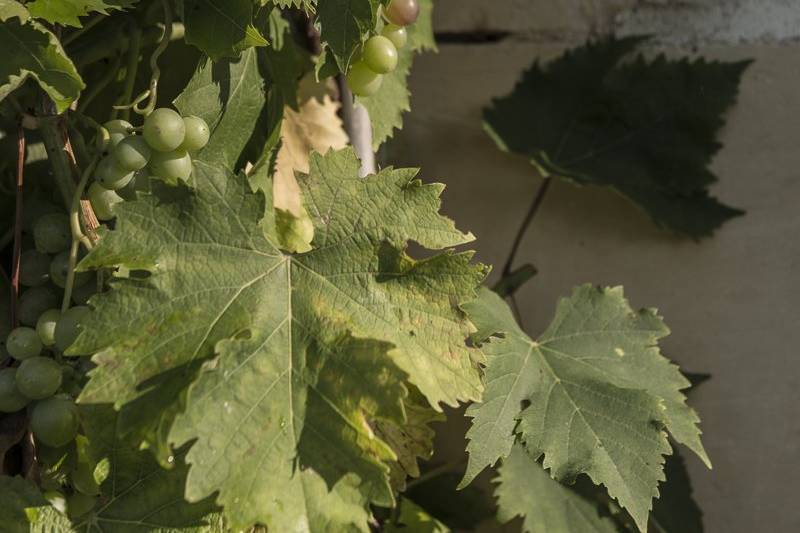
<box><xmin>347</xmin><ymin>62</ymin><xmax>384</xmax><ymax>97</ymax></box>
<box><xmin>0</xmin><ymin>368</ymin><xmax>30</xmax><ymax>413</ymax></box>
<box><xmin>71</xmin><ymin>461</ymin><xmax>100</xmax><ymax>496</ymax></box>
<box><xmin>49</xmin><ymin>251</ymin><xmax>91</xmax><ymax>289</ymax></box>
<box><xmin>95</xmin><ymin>156</ymin><xmax>134</xmax><ymax>190</ymax></box>
<box><xmin>37</xmin><ymin>309</ymin><xmax>61</xmax><ymax>346</ymax></box>
<box><xmin>181</xmin><ymin>115</ymin><xmax>210</xmax><ymax>152</ymax></box>
<box><xmin>102</xmin><ymin>119</ymin><xmax>133</xmax><ymax>149</ymax></box>
<box><xmin>30</xmin><ymin>396</ymin><xmax>80</xmax><ymax>447</ymax></box>
<box><xmin>55</xmin><ymin>306</ymin><xmax>90</xmax><ymax>353</ymax></box>
<box><xmin>18</xmin><ymin>286</ymin><xmax>59</xmax><ymax>327</ymax></box>
<box><xmin>34</xmin><ymin>213</ymin><xmax>71</xmax><ymax>254</ymax></box>
<box><xmin>16</xmin><ymin>356</ymin><xmax>63</xmax><ymax>399</ymax></box>
<box><xmin>88</xmin><ymin>182</ymin><xmax>123</xmax><ymax>221</ymax></box>
<box><xmin>23</xmin><ymin>201</ymin><xmax>61</xmax><ymax>235</ymax></box>
<box><xmin>381</xmin><ymin>23</ymin><xmax>408</xmax><ymax>49</ymax></box>
<box><xmin>385</xmin><ymin>0</ymin><xmax>419</xmax><ymax>26</ymax></box>
<box><xmin>143</xmin><ymin>108</ymin><xmax>185</xmax><ymax>152</ymax></box>
<box><xmin>148</xmin><ymin>150</ymin><xmax>192</xmax><ymax>183</ymax></box>
<box><xmin>6</xmin><ymin>327</ymin><xmax>43</xmax><ymax>360</ymax></box>
<box><xmin>363</xmin><ymin>35</ymin><xmax>398</xmax><ymax>74</ymax></box>
<box><xmin>112</xmin><ymin>135</ymin><xmax>151</xmax><ymax>171</ymax></box>
<box><xmin>20</xmin><ymin>249</ymin><xmax>51</xmax><ymax>287</ymax></box>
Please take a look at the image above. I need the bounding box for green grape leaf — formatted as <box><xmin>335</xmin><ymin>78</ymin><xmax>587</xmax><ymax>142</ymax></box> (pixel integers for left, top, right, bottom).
<box><xmin>183</xmin><ymin>0</ymin><xmax>268</xmax><ymax>60</ymax></box>
<box><xmin>0</xmin><ymin>6</ymin><xmax>84</xmax><ymax>113</ymax></box>
<box><xmin>407</xmin><ymin>0</ymin><xmax>436</xmax><ymax>52</ymax></box>
<box><xmin>358</xmin><ymin>47</ymin><xmax>411</xmax><ymax>150</ymax></box>
<box><xmin>26</xmin><ymin>0</ymin><xmax>138</xmax><ymax>27</ymax></box>
<box><xmin>0</xmin><ymin>476</ymin><xmax>50</xmax><ymax>533</ymax></box>
<box><xmin>495</xmin><ymin>443</ymin><xmax>621</xmax><ymax>533</ymax></box>
<box><xmin>375</xmin><ymin>389</ymin><xmax>444</xmax><ymax>491</ymax></box>
<box><xmin>484</xmin><ymin>36</ymin><xmax>749</xmax><ymax>238</ymax></box>
<box><xmin>72</xmin><ymin>148</ymin><xmax>486</xmax><ymax>529</ymax></box>
<box><xmin>358</xmin><ymin>0</ymin><xmax>435</xmax><ymax>149</ymax></box>
<box><xmin>174</xmin><ymin>48</ymin><xmax>281</xmax><ymax>172</ymax></box>
<box><xmin>316</xmin><ymin>0</ymin><xmax>377</xmax><ymax>72</ymax></box>
<box><xmin>461</xmin><ymin>286</ymin><xmax>709</xmax><ymax>531</ymax></box>
<box><xmin>386</xmin><ymin>498</ymin><xmax>451</xmax><ymax>533</ymax></box>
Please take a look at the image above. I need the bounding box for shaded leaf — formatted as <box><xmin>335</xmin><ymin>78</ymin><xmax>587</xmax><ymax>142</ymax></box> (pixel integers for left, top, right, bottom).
<box><xmin>316</xmin><ymin>0</ymin><xmax>376</xmax><ymax>72</ymax></box>
<box><xmin>461</xmin><ymin>287</ymin><xmax>709</xmax><ymax>531</ymax></box>
<box><xmin>483</xmin><ymin>36</ymin><xmax>748</xmax><ymax>237</ymax></box>
<box><xmin>183</xmin><ymin>0</ymin><xmax>267</xmax><ymax>60</ymax></box>
<box><xmin>174</xmin><ymin>48</ymin><xmax>278</xmax><ymax>171</ymax></box>
<box><xmin>495</xmin><ymin>443</ymin><xmax>620</xmax><ymax>533</ymax></box>
<box><xmin>0</xmin><ymin>6</ymin><xmax>84</xmax><ymax>113</ymax></box>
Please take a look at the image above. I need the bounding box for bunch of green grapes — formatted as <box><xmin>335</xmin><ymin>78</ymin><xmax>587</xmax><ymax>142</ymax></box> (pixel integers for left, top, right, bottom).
<box><xmin>0</xmin><ymin>213</ymin><xmax>98</xmax><ymax>516</ymax></box>
<box><xmin>90</xmin><ymin>109</ymin><xmax>210</xmax><ymax>218</ymax></box>
<box><xmin>346</xmin><ymin>0</ymin><xmax>420</xmax><ymax>96</ymax></box>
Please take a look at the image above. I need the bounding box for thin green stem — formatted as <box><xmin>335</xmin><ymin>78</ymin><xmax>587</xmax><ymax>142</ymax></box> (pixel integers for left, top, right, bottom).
<box><xmin>500</xmin><ymin>177</ymin><xmax>551</xmax><ymax>277</ymax></box>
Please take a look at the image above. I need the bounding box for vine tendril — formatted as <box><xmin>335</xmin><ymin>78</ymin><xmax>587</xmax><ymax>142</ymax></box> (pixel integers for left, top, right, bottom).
<box><xmin>113</xmin><ymin>0</ymin><xmax>173</xmax><ymax>117</ymax></box>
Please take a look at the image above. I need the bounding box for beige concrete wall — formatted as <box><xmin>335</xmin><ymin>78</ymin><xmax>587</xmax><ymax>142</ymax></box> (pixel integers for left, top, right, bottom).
<box><xmin>388</xmin><ymin>1</ymin><xmax>800</xmax><ymax>531</ymax></box>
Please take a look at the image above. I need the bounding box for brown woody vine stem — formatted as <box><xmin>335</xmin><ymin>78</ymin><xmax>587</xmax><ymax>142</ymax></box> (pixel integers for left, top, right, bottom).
<box><xmin>11</xmin><ymin>126</ymin><xmax>25</xmax><ymax>328</ymax></box>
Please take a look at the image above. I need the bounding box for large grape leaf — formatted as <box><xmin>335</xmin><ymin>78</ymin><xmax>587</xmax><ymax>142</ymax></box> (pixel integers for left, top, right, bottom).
<box><xmin>484</xmin><ymin>36</ymin><xmax>749</xmax><ymax>237</ymax></box>
<box><xmin>26</xmin><ymin>0</ymin><xmax>138</xmax><ymax>27</ymax></box>
<box><xmin>183</xmin><ymin>0</ymin><xmax>268</xmax><ymax>60</ymax></box>
<box><xmin>71</xmin><ymin>148</ymin><xmax>486</xmax><ymax>529</ymax></box>
<box><xmin>358</xmin><ymin>0</ymin><xmax>435</xmax><ymax>149</ymax></box>
<box><xmin>495</xmin><ymin>444</ymin><xmax>621</xmax><ymax>533</ymax></box>
<box><xmin>0</xmin><ymin>4</ymin><xmax>84</xmax><ymax>113</ymax></box>
<box><xmin>460</xmin><ymin>286</ymin><xmax>709</xmax><ymax>531</ymax></box>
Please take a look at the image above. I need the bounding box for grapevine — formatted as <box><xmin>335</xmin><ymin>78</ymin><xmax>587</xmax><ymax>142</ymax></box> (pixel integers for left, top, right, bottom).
<box><xmin>0</xmin><ymin>1</ymin><xmax>735</xmax><ymax>531</ymax></box>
